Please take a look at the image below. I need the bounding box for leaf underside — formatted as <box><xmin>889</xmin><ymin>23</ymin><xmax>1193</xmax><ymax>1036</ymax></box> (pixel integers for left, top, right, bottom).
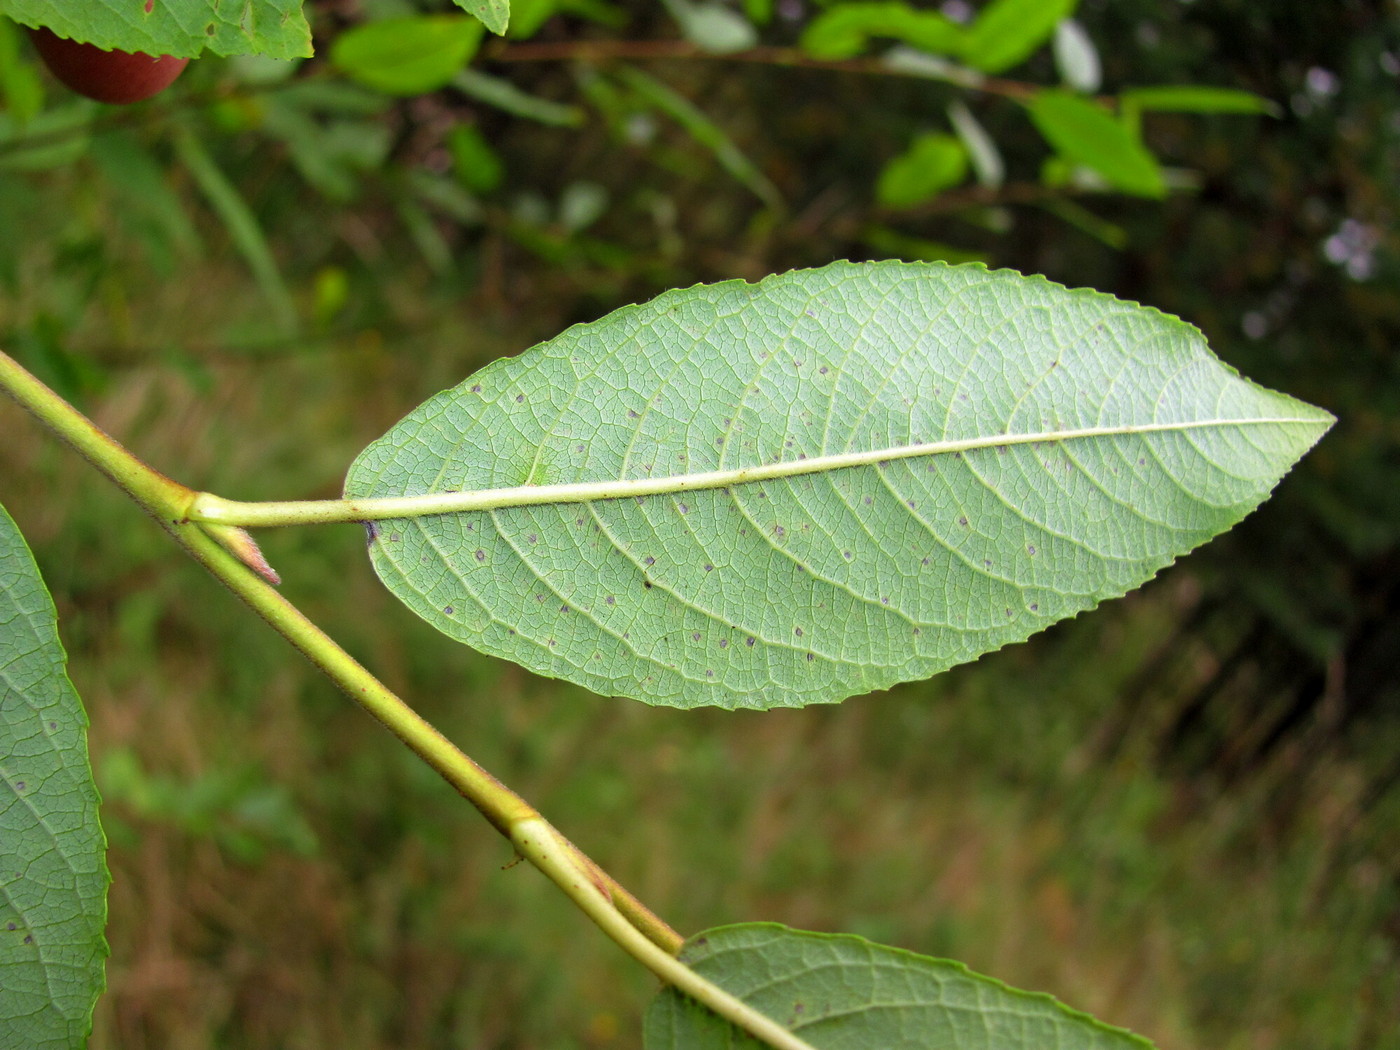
<box><xmin>346</xmin><ymin>261</ymin><xmax>1332</xmax><ymax>710</ymax></box>
<box><xmin>0</xmin><ymin>502</ymin><xmax>108</xmax><ymax>1050</ymax></box>
<box><xmin>1</xmin><ymin>0</ymin><xmax>312</xmax><ymax>59</ymax></box>
<box><xmin>644</xmin><ymin>923</ymin><xmax>1155</xmax><ymax>1049</ymax></box>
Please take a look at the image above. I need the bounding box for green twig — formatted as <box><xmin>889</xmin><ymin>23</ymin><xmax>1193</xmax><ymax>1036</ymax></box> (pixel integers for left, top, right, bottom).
<box><xmin>0</xmin><ymin>346</ymin><xmax>683</xmax><ymax>961</ymax></box>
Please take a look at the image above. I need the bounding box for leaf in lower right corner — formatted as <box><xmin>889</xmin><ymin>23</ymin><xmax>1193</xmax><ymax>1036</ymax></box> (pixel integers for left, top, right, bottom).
<box><xmin>0</xmin><ymin>501</ymin><xmax>108</xmax><ymax>1050</ymax></box>
<box><xmin>644</xmin><ymin>924</ymin><xmax>1154</xmax><ymax>1049</ymax></box>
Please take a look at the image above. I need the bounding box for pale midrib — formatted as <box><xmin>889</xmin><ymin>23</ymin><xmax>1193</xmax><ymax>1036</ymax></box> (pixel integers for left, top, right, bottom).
<box><xmin>192</xmin><ymin>417</ymin><xmax>1315</xmax><ymax>527</ymax></box>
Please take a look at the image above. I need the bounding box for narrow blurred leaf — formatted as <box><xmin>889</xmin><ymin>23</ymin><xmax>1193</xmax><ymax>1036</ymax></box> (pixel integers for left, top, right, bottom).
<box><xmin>1027</xmin><ymin>89</ymin><xmax>1166</xmax><ymax>198</ymax></box>
<box><xmin>645</xmin><ymin>924</ymin><xmax>1154</xmax><ymax>1049</ymax></box>
<box><xmin>453</xmin><ymin>68</ymin><xmax>585</xmax><ymax>126</ymax></box>
<box><xmin>449</xmin><ymin>124</ymin><xmax>506</xmax><ymax>193</ymax></box>
<box><xmin>876</xmin><ymin>132</ymin><xmax>968</xmax><ymax>207</ymax></box>
<box><xmin>1053</xmin><ymin>18</ymin><xmax>1100</xmax><ymax>93</ymax></box>
<box><xmin>799</xmin><ymin>2</ymin><xmax>964</xmax><ymax>61</ymax></box>
<box><xmin>0</xmin><ymin>102</ymin><xmax>92</xmax><ymax>172</ymax></box>
<box><xmin>451</xmin><ymin>0</ymin><xmax>511</xmax><ymax>35</ymax></box>
<box><xmin>332</xmin><ymin>15</ymin><xmax>484</xmax><ymax>96</ymax></box>
<box><xmin>0</xmin><ymin>18</ymin><xmax>44</xmax><ymax>123</ymax></box>
<box><xmin>0</xmin><ymin>502</ymin><xmax>108</xmax><ymax>1050</ymax></box>
<box><xmin>173</xmin><ymin>127</ymin><xmax>298</xmax><ymax>333</ymax></box>
<box><xmin>346</xmin><ymin>261</ymin><xmax>1332</xmax><ymax>710</ymax></box>
<box><xmin>947</xmin><ymin>99</ymin><xmax>1003</xmax><ymax>188</ymax></box>
<box><xmin>614</xmin><ymin>66</ymin><xmax>781</xmax><ymax>210</ymax></box>
<box><xmin>0</xmin><ymin>0</ymin><xmax>310</xmax><ymax>58</ymax></box>
<box><xmin>90</xmin><ymin>130</ymin><xmax>201</xmax><ymax>269</ymax></box>
<box><xmin>1120</xmin><ymin>85</ymin><xmax>1281</xmax><ymax>117</ymax></box>
<box><xmin>961</xmin><ymin>0</ymin><xmax>1077</xmax><ymax>73</ymax></box>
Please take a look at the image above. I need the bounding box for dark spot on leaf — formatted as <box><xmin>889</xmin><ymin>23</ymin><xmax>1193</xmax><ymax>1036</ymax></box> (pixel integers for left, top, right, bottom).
<box><xmin>606</xmin><ymin>595</ymin><xmax>616</xmax><ymax>605</ymax></box>
<box><xmin>644</xmin><ymin>580</ymin><xmax>653</xmax><ymax>589</ymax></box>
<box><xmin>1006</xmin><ymin>608</ymin><xmax>1013</xmax><ymax>618</ymax></box>
<box><xmin>48</xmin><ymin>722</ymin><xmax>57</xmax><ymax>730</ymax></box>
<box><xmin>547</xmin><ymin>639</ymin><xmax>556</xmax><ymax>646</ymax></box>
<box><xmin>704</xmin><ymin>563</ymin><xmax>713</xmax><ymax>572</ymax></box>
<box><xmin>843</xmin><ymin>550</ymin><xmax>853</xmax><ymax>560</ymax></box>
<box><xmin>881</xmin><ymin>597</ymin><xmax>889</xmax><ymax>605</ymax></box>
<box><xmin>864</xmin><ymin>496</ymin><xmax>873</xmax><ymax>506</ymax></box>
<box><xmin>706</xmin><ymin>669</ymin><xmax>715</xmax><ymax>677</ymax></box>
<box><xmin>536</xmin><ymin>594</ymin><xmax>547</xmax><ymax>602</ymax></box>
<box><xmin>983</xmin><ymin>559</ymin><xmax>993</xmax><ymax>567</ymax></box>
<box><xmin>746</xmin><ymin>636</ymin><xmax>756</xmax><ymax>647</ymax></box>
<box><xmin>509</xmin><ymin>628</ymin><xmax>516</xmax><ymax>635</ymax></box>
<box><xmin>645</xmin><ymin>556</ymin><xmax>656</xmax><ymax>565</ymax></box>
<box><xmin>958</xmin><ymin>516</ymin><xmax>968</xmax><ymax>526</ymax></box>
<box><xmin>692</xmin><ymin>632</ymin><xmax>701</xmax><ymax>641</ymax></box>
<box><xmin>913</xmin><ymin>627</ymin><xmax>922</xmax><ymax>636</ymax></box>
<box><xmin>1028</xmin><ymin>545</ymin><xmax>1037</xmax><ymax>555</ymax></box>
<box><xmin>471</xmin><ymin>384</ymin><xmax>482</xmax><ymax>393</ymax></box>
<box><xmin>561</xmin><ymin>605</ymin><xmax>570</xmax><ymax>613</ymax></box>
<box><xmin>14</xmin><ymin>782</ymin><xmax>24</xmax><ymax>792</ymax></box>
<box><xmin>475</xmin><ymin>549</ymin><xmax>486</xmax><ymax>561</ymax></box>
<box><xmin>719</xmin><ymin>639</ymin><xmax>729</xmax><ymax>648</ymax></box>
<box><xmin>907</xmin><ymin>500</ymin><xmax>916</xmax><ymax>509</ymax></box>
<box><xmin>389</xmin><ymin>532</ymin><xmax>401</xmax><ymax>543</ymax></box>
<box><xmin>921</xmin><ymin>557</ymin><xmax>930</xmax><ymax>566</ymax></box>
<box><xmin>819</xmin><ymin>366</ymin><xmax>828</xmax><ymax>374</ymax></box>
<box><xmin>794</xmin><ymin>626</ymin><xmax>804</xmax><ymax>637</ymax></box>
<box><xmin>628</xmin><ymin>409</ymin><xmax>640</xmax><ymax>418</ymax></box>
<box><xmin>443</xmin><ymin>606</ymin><xmax>454</xmax><ymax>616</ymax></box>
<box><xmin>1031</xmin><ymin>603</ymin><xmax>1040</xmax><ymax>611</ymax></box>
<box><xmin>774</xmin><ymin>525</ymin><xmax>785</xmax><ymax>538</ymax></box>
<box><xmin>528</xmin><ymin>534</ymin><xmax>538</xmax><ymax>544</ymax></box>
<box><xmin>24</xmin><ymin>934</ymin><xmax>33</xmax><ymax>944</ymax></box>
<box><xmin>515</xmin><ymin>394</ymin><xmax>524</xmax><ymax>402</ymax></box>
<box><xmin>5</xmin><ymin>922</ymin><xmax>13</xmax><ymax>931</ymax></box>
<box><xmin>678</xmin><ymin>502</ymin><xmax>689</xmax><ymax>514</ymax></box>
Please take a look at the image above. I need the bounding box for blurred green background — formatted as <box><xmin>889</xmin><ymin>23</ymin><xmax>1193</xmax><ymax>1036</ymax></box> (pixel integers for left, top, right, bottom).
<box><xmin>1</xmin><ymin>1</ymin><xmax>1397</xmax><ymax>1048</ymax></box>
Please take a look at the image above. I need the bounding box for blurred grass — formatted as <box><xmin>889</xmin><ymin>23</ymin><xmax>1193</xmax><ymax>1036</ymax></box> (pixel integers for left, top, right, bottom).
<box><xmin>2</xmin><ymin>256</ymin><xmax>1395</xmax><ymax>1049</ymax></box>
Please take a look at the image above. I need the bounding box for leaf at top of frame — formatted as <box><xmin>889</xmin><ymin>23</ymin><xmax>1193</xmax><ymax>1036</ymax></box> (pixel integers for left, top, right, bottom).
<box><xmin>0</xmin><ymin>0</ymin><xmax>311</xmax><ymax>59</ymax></box>
<box><xmin>346</xmin><ymin>260</ymin><xmax>1332</xmax><ymax>710</ymax></box>
<box><xmin>0</xmin><ymin>501</ymin><xmax>108</xmax><ymax>1050</ymax></box>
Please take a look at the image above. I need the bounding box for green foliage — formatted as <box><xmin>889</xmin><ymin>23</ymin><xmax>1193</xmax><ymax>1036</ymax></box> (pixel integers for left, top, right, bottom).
<box><xmin>960</xmin><ymin>0</ymin><xmax>1078</xmax><ymax>74</ymax></box>
<box><xmin>1026</xmin><ymin>90</ymin><xmax>1166</xmax><ymax>198</ymax></box>
<box><xmin>331</xmin><ymin>15</ymin><xmax>485</xmax><ymax>97</ymax></box>
<box><xmin>0</xmin><ymin>0</ymin><xmax>311</xmax><ymax>59</ymax></box>
<box><xmin>799</xmin><ymin>3</ymin><xmax>964</xmax><ymax>61</ymax></box>
<box><xmin>646</xmin><ymin>924</ymin><xmax>1153</xmax><ymax>1049</ymax></box>
<box><xmin>346</xmin><ymin>261</ymin><xmax>1329</xmax><ymax>710</ymax></box>
<box><xmin>876</xmin><ymin>132</ymin><xmax>968</xmax><ymax>207</ymax></box>
<box><xmin>0</xmin><ymin>502</ymin><xmax>107</xmax><ymax>1050</ymax></box>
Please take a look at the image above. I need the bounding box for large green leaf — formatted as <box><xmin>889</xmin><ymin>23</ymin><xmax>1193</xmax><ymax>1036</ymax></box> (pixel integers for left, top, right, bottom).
<box><xmin>0</xmin><ymin>0</ymin><xmax>311</xmax><ymax>59</ymax></box>
<box><xmin>645</xmin><ymin>924</ymin><xmax>1152</xmax><ymax>1049</ymax></box>
<box><xmin>0</xmin><ymin>502</ymin><xmax>107</xmax><ymax>1050</ymax></box>
<box><xmin>345</xmin><ymin>261</ymin><xmax>1332</xmax><ymax>710</ymax></box>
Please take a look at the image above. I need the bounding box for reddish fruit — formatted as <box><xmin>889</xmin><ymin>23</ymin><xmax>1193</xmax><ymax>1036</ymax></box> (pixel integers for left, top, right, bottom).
<box><xmin>28</xmin><ymin>25</ymin><xmax>189</xmax><ymax>105</ymax></box>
